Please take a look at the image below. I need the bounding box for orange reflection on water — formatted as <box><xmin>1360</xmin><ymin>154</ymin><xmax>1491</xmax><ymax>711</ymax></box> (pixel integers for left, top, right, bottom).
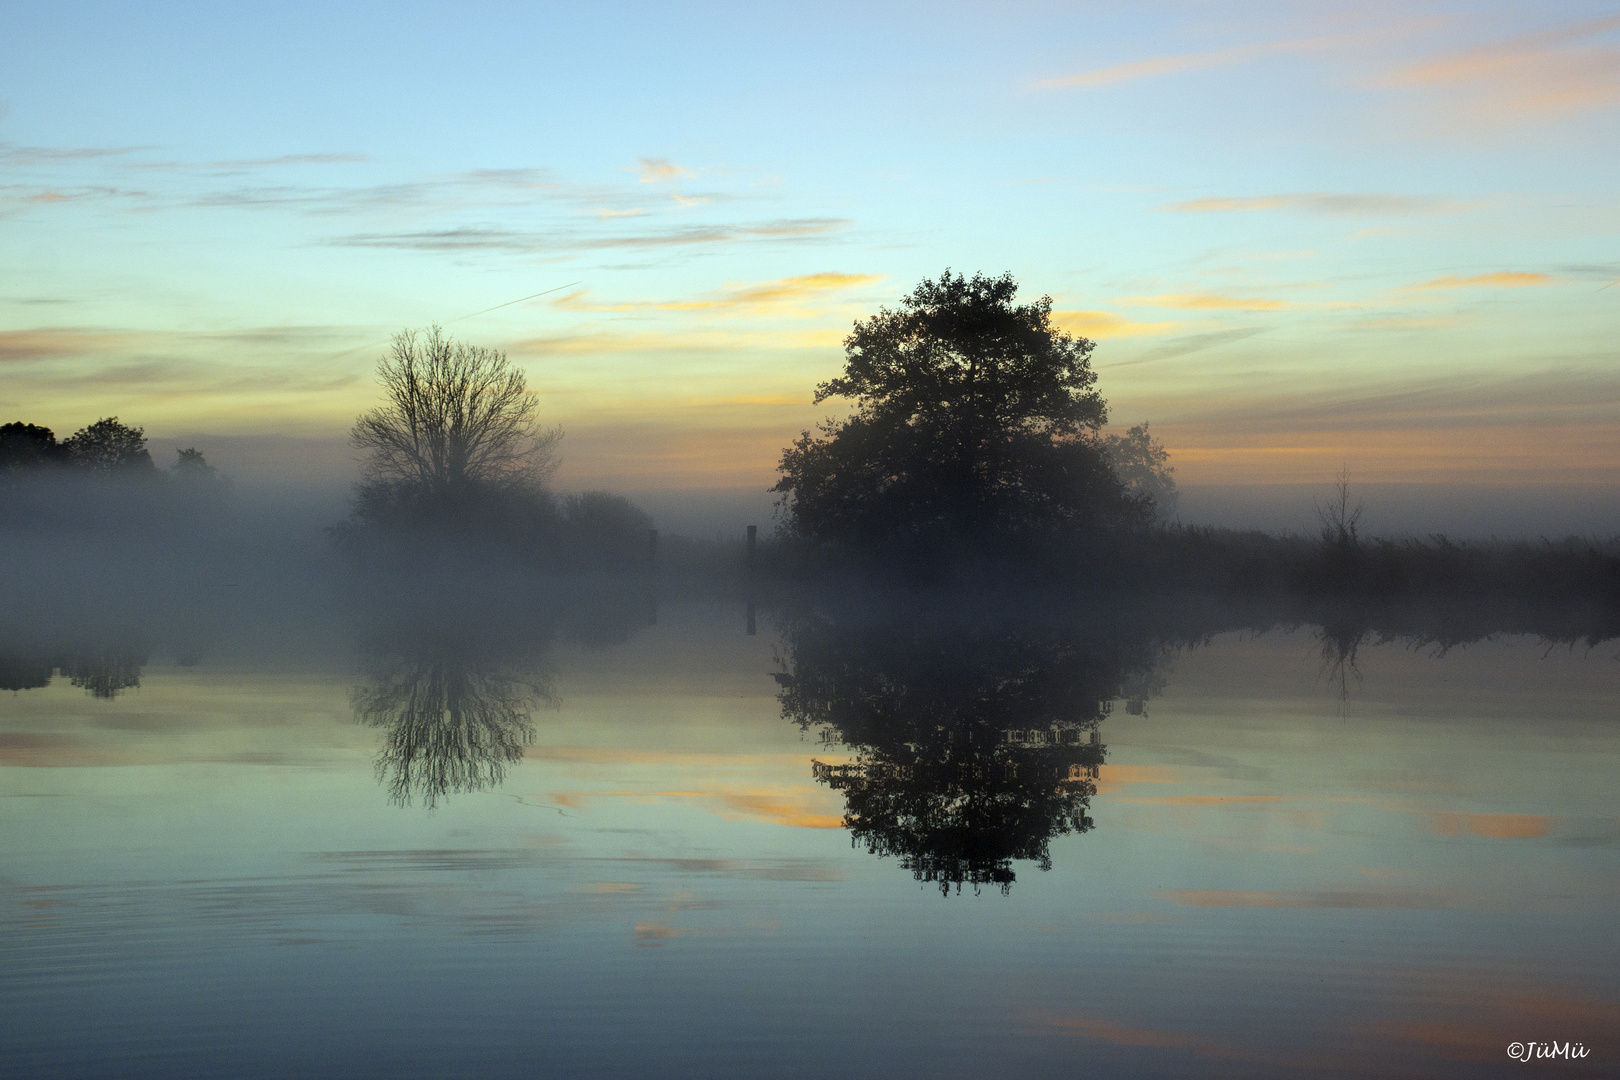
<box><xmin>1428</xmin><ymin>812</ymin><xmax>1551</xmax><ymax>838</ymax></box>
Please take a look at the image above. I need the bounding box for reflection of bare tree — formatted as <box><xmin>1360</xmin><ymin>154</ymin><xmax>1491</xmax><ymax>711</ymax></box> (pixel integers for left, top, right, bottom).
<box><xmin>777</xmin><ymin>605</ymin><xmax>1168</xmax><ymax>894</ymax></box>
<box><xmin>353</xmin><ymin>656</ymin><xmax>555</xmax><ymax>808</ymax></box>
<box><xmin>1316</xmin><ymin>623</ymin><xmax>1366</xmax><ymax>706</ymax></box>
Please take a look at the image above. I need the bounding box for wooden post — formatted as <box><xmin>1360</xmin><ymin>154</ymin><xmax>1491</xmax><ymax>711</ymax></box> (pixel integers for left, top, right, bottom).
<box><xmin>746</xmin><ymin>524</ymin><xmax>757</xmax><ymax>569</ymax></box>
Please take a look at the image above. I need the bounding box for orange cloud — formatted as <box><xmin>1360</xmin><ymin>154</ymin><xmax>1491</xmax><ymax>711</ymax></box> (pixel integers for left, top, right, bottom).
<box><xmin>631</xmin><ymin>157</ymin><xmax>694</xmax><ymax>183</ymax></box>
<box><xmin>1051</xmin><ymin>310</ymin><xmax>1177</xmax><ymax>338</ymax></box>
<box><xmin>1401</xmin><ymin>271</ymin><xmax>1554</xmax><ymax>291</ymax></box>
<box><xmin>545</xmin><ymin>273</ymin><xmax>881</xmax><ymax>323</ymax></box>
<box><xmin>0</xmin><ymin>328</ymin><xmax>135</xmax><ymax>361</ymax></box>
<box><xmin>1428</xmin><ymin>812</ymin><xmax>1550</xmax><ymax>838</ymax></box>
<box><xmin>1377</xmin><ymin>14</ymin><xmax>1620</xmax><ymax>120</ymax></box>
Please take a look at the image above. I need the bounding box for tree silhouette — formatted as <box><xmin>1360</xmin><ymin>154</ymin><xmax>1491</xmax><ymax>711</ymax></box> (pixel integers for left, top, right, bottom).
<box><xmin>1103</xmin><ymin>423</ymin><xmax>1177</xmax><ymax>521</ymax></box>
<box><xmin>776</xmin><ymin>602</ymin><xmax>1167</xmax><ymax>893</ymax></box>
<box><xmin>351</xmin><ymin>326</ymin><xmax>560</xmax><ymax>524</ymax></box>
<box><xmin>774</xmin><ymin>271</ymin><xmax>1145</xmax><ymax>550</ymax></box>
<box><xmin>61</xmin><ymin>418</ymin><xmax>154</xmax><ymax>475</ymax></box>
<box><xmin>0</xmin><ymin>422</ymin><xmax>69</xmax><ymax>474</ymax></box>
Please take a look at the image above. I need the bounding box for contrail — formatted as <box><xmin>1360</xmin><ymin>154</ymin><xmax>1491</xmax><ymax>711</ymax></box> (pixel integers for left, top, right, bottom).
<box><xmin>445</xmin><ymin>281</ymin><xmax>581</xmax><ymax>324</ymax></box>
<box><xmin>318</xmin><ymin>281</ymin><xmax>583</xmax><ymax>361</ymax></box>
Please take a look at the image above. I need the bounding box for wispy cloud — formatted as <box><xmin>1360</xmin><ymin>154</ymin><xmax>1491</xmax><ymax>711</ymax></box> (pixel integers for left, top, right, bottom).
<box><xmin>553</xmin><ymin>273</ymin><xmax>878</xmax><ymax>316</ymax></box>
<box><xmin>328</xmin><ymin>219</ymin><xmax>849</xmax><ymax>253</ymax></box>
<box><xmin>509</xmin><ymin>327</ymin><xmax>847</xmax><ymax>356</ymax></box>
<box><xmin>1376</xmin><ymin>14</ymin><xmax>1620</xmax><ymax>121</ymax></box>
<box><xmin>1400</xmin><ymin>271</ymin><xmax>1554</xmax><ymax>291</ymax></box>
<box><xmin>632</xmin><ymin>157</ymin><xmax>694</xmax><ymax>184</ymax></box>
<box><xmin>659</xmin><ymin>272</ymin><xmax>880</xmax><ymax>313</ymax></box>
<box><xmin>1113</xmin><ymin>293</ymin><xmax>1292</xmax><ymax>312</ymax></box>
<box><xmin>0</xmin><ymin>142</ymin><xmax>151</xmax><ymax>165</ymax></box>
<box><xmin>1161</xmin><ymin>192</ymin><xmax>1478</xmax><ymax>216</ymax></box>
<box><xmin>0</xmin><ymin>328</ymin><xmax>135</xmax><ymax>362</ymax></box>
<box><xmin>1036</xmin><ymin>35</ymin><xmax>1334</xmax><ymax>90</ymax></box>
<box><xmin>1050</xmin><ymin>310</ymin><xmax>1177</xmax><ymax>338</ymax></box>
<box><xmin>1101</xmin><ymin>328</ymin><xmax>1271</xmax><ymax>368</ymax></box>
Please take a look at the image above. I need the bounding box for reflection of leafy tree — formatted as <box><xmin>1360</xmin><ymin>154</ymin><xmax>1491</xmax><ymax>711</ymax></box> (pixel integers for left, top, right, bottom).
<box><xmin>777</xmin><ymin>606</ymin><xmax>1166</xmax><ymax>894</ymax></box>
<box><xmin>353</xmin><ymin>654</ymin><xmax>555</xmax><ymax>809</ymax></box>
<box><xmin>0</xmin><ymin>656</ymin><xmax>55</xmax><ymax>692</ymax></box>
<box><xmin>0</xmin><ymin>649</ymin><xmax>148</xmax><ymax>697</ymax></box>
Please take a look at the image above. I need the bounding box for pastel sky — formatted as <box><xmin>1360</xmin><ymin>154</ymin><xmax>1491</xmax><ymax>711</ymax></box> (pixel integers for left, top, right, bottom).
<box><xmin>3</xmin><ymin>0</ymin><xmax>1617</xmax><ymax>493</ymax></box>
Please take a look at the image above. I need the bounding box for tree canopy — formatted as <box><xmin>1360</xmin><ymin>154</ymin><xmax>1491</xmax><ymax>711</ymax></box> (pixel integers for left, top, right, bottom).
<box><xmin>351</xmin><ymin>326</ymin><xmax>560</xmax><ymax>525</ymax></box>
<box><xmin>774</xmin><ymin>271</ymin><xmax>1146</xmax><ymax>550</ymax></box>
<box><xmin>62</xmin><ymin>418</ymin><xmax>155</xmax><ymax>475</ymax></box>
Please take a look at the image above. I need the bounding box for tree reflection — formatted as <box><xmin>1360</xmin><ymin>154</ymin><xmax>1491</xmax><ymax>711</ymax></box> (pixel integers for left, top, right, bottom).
<box><xmin>776</xmin><ymin>603</ymin><xmax>1168</xmax><ymax>894</ymax></box>
<box><xmin>353</xmin><ymin>649</ymin><xmax>555</xmax><ymax>809</ymax></box>
<box><xmin>0</xmin><ymin>648</ymin><xmax>147</xmax><ymax>697</ymax></box>
<box><xmin>346</xmin><ymin>584</ymin><xmax>651</xmax><ymax>809</ymax></box>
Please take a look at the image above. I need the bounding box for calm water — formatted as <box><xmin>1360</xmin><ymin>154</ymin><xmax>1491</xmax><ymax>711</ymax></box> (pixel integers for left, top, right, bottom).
<box><xmin>3</xmin><ymin>599</ymin><xmax>1618</xmax><ymax>1078</ymax></box>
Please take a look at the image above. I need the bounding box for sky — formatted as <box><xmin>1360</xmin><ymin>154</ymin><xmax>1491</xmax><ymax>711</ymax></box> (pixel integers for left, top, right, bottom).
<box><xmin>2</xmin><ymin>0</ymin><xmax>1618</xmax><ymax>510</ymax></box>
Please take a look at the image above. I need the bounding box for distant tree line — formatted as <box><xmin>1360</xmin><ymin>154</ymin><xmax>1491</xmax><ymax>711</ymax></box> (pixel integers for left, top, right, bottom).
<box><xmin>0</xmin><ymin>417</ymin><xmax>221</xmax><ymax>485</ymax></box>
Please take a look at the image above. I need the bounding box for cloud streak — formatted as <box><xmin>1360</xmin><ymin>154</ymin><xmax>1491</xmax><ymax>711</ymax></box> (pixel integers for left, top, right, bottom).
<box><xmin>1037</xmin><ymin>34</ymin><xmax>1335</xmax><ymax>90</ymax></box>
<box><xmin>1401</xmin><ymin>271</ymin><xmax>1553</xmax><ymax>291</ymax></box>
<box><xmin>329</xmin><ymin>219</ymin><xmax>849</xmax><ymax>253</ymax></box>
<box><xmin>1377</xmin><ymin>14</ymin><xmax>1620</xmax><ymax>121</ymax></box>
<box><xmin>1114</xmin><ymin>293</ymin><xmax>1291</xmax><ymax>312</ymax></box>
<box><xmin>632</xmin><ymin>157</ymin><xmax>695</xmax><ymax>184</ymax></box>
<box><xmin>1161</xmin><ymin>192</ymin><xmax>1478</xmax><ymax>216</ymax></box>
<box><xmin>1050</xmin><ymin>310</ymin><xmax>1177</xmax><ymax>338</ymax></box>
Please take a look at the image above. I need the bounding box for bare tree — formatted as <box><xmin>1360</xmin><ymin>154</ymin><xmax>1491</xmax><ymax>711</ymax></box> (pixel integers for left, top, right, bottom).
<box><xmin>351</xmin><ymin>326</ymin><xmax>559</xmax><ymax>504</ymax></box>
<box><xmin>1315</xmin><ymin>465</ymin><xmax>1362</xmax><ymax>548</ymax></box>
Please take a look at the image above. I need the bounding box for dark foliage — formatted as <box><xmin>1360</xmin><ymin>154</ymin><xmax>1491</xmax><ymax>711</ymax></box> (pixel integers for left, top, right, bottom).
<box><xmin>62</xmin><ymin>417</ymin><xmax>156</xmax><ymax>475</ymax></box>
<box><xmin>774</xmin><ymin>272</ymin><xmax>1147</xmax><ymax>557</ymax></box>
<box><xmin>775</xmin><ymin>597</ymin><xmax>1169</xmax><ymax>893</ymax></box>
<box><xmin>0</xmin><ymin>422</ymin><xmax>70</xmax><ymax>474</ymax></box>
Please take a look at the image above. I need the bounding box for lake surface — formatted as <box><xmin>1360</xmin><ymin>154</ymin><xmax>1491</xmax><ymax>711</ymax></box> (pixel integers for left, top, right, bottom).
<box><xmin>3</xmin><ymin>598</ymin><xmax>1618</xmax><ymax>1078</ymax></box>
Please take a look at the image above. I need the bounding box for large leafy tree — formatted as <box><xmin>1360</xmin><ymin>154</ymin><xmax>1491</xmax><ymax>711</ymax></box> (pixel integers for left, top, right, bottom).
<box><xmin>774</xmin><ymin>271</ymin><xmax>1143</xmax><ymax>548</ymax></box>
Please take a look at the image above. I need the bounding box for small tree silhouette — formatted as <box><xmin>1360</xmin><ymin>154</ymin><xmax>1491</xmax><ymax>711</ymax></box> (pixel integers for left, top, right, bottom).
<box><xmin>1316</xmin><ymin>466</ymin><xmax>1362</xmax><ymax>548</ymax></box>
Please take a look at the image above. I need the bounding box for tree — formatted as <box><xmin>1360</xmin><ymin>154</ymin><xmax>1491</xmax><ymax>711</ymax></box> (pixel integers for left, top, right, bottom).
<box><xmin>351</xmin><ymin>326</ymin><xmax>560</xmax><ymax>522</ymax></box>
<box><xmin>774</xmin><ymin>271</ymin><xmax>1143</xmax><ymax>549</ymax></box>
<box><xmin>1102</xmin><ymin>423</ymin><xmax>1178</xmax><ymax>521</ymax></box>
<box><xmin>61</xmin><ymin>417</ymin><xmax>155</xmax><ymax>475</ymax></box>
<box><xmin>0</xmin><ymin>422</ymin><xmax>71</xmax><ymax>474</ymax></box>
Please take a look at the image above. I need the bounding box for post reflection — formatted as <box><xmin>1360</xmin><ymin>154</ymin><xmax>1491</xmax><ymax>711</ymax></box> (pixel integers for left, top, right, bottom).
<box><xmin>775</xmin><ymin>604</ymin><xmax>1168</xmax><ymax>894</ymax></box>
